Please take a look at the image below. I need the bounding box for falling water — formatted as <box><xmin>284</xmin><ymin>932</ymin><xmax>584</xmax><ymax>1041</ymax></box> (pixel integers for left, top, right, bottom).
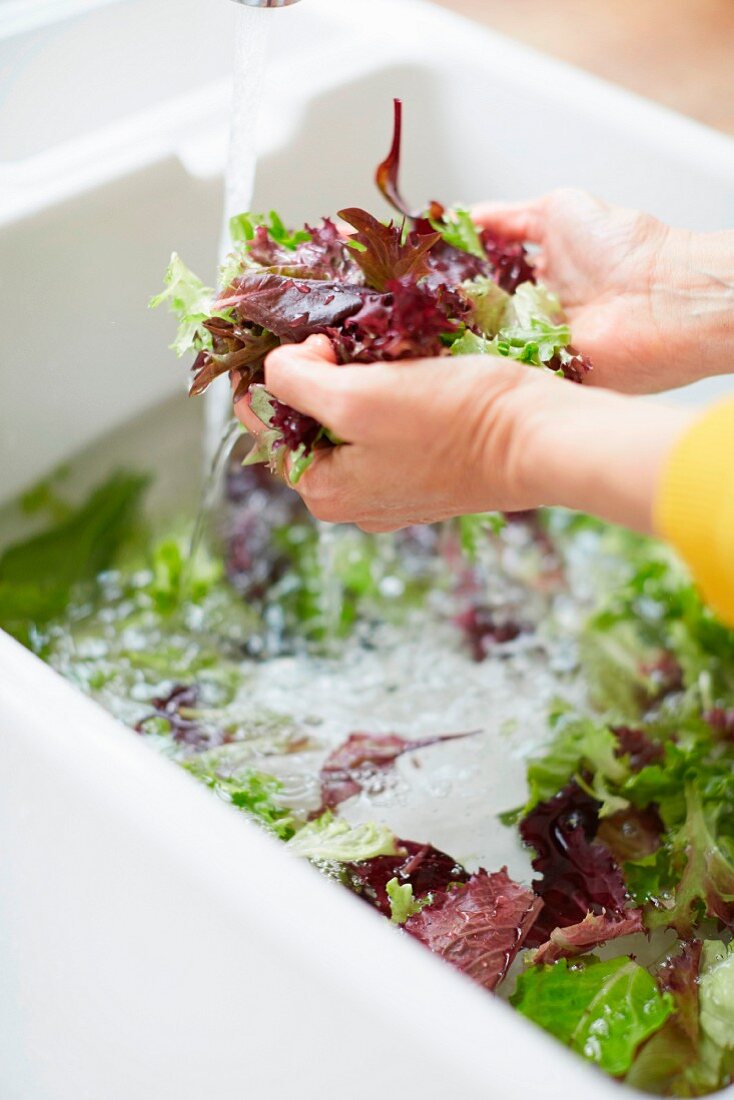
<box><xmin>191</xmin><ymin>5</ymin><xmax>271</xmax><ymax>570</ymax></box>
<box><xmin>187</xmin><ymin>416</ymin><xmax>242</xmax><ymax>576</ymax></box>
<box><xmin>204</xmin><ymin>3</ymin><xmax>272</xmax><ymax>465</ymax></box>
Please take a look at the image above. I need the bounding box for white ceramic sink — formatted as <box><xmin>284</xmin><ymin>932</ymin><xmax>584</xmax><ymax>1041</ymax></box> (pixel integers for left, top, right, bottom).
<box><xmin>1</xmin><ymin>2</ymin><xmax>733</xmax><ymax>1098</ymax></box>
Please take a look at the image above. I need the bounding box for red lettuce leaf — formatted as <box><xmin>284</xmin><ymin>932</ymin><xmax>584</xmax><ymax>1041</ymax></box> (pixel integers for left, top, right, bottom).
<box><xmin>529</xmin><ymin>907</ymin><xmax>645</xmax><ymax>965</ymax></box>
<box><xmin>373</xmin><ymin>100</ymin><xmax>535</xmax><ymax>296</ymax></box>
<box><xmin>268</xmin><ymin>399</ymin><xmax>322</xmax><ymax>455</ymax></box>
<box><xmin>705</xmin><ymin>706</ymin><xmax>734</xmax><ymax>741</ymax></box>
<box><xmin>218</xmin><ymin>273</ymin><xmax>375</xmax><ymax>342</ymax></box>
<box><xmin>658</xmin><ymin>939</ymin><xmax>702</xmax><ymax>1045</ymax></box>
<box><xmin>347</xmin><ymin>838</ymin><xmax>470</xmax><ymax>916</ymax></box>
<box><xmin>318</xmin><ymin>730</ymin><xmax>474</xmax><ymax>813</ymax></box>
<box><xmin>520</xmin><ymin>781</ymin><xmax>630</xmax><ymax>946</ymax></box>
<box><xmin>329</xmin><ymin>276</ymin><xmax>463</xmax><ymax>363</ymax></box>
<box><xmin>135</xmin><ymin>684</ymin><xmax>226</xmax><ymax>751</ymax></box>
<box><xmin>224</xmin><ymin>461</ymin><xmax>310</xmax><ymax>607</ymax></box>
<box><xmin>422</xmin><ymin>238</ymin><xmax>495</xmax><ymax>291</ymax></box>
<box><xmin>613</xmin><ymin>725</ymin><xmax>665</xmax><ymax>772</ymax></box>
<box><xmin>405</xmin><ymin>868</ymin><xmax>542</xmax><ymax>992</ymax></box>
<box><xmin>190</xmin><ymin>319</ymin><xmax>277</xmax><ymax>397</ymax></box>
<box><xmin>338</xmin><ymin>207</ymin><xmax>441</xmax><ymax>292</ymax></box>
<box><xmin>480</xmin><ymin>228</ymin><xmax>536</xmax><ymax>295</ymax></box>
<box><xmin>454</xmin><ymin>605</ymin><xmax>525</xmax><ymax>661</ymax></box>
<box><xmin>375</xmin><ymin>98</ymin><xmax>414</xmax><ymax>219</ymax></box>
<box><xmin>245</xmin><ymin>217</ymin><xmax>359</xmax><ymax>282</ymax></box>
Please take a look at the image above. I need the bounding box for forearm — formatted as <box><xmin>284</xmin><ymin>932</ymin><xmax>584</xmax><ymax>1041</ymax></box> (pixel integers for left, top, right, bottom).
<box><xmin>652</xmin><ymin>229</ymin><xmax>734</xmax><ymax>384</ymax></box>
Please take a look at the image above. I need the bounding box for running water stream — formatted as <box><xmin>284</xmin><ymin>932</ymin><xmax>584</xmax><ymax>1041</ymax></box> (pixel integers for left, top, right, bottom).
<box><xmin>204</xmin><ymin>3</ymin><xmax>271</xmax><ymax>465</ymax></box>
<box><xmin>191</xmin><ymin>5</ymin><xmax>269</xmax><ymax>566</ymax></box>
<box><xmin>197</xmin><ymin>3</ymin><xmax>344</xmax><ymax>631</ymax></box>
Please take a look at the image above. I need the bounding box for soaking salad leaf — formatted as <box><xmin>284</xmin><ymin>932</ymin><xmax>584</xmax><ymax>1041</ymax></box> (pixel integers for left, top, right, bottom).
<box><xmin>286</xmin><ymin>814</ymin><xmax>399</xmax><ymax>862</ymax></box>
<box><xmin>512</xmin><ymin>956</ymin><xmax>674</xmax><ymax>1076</ymax></box>
<box><xmin>152</xmin><ymin>99</ymin><xmax>591</xmax><ymax>484</ymax></box>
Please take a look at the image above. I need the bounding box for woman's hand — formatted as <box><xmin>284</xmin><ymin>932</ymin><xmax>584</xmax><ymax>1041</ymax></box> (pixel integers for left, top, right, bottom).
<box><xmin>235</xmin><ymin>335</ymin><xmax>693</xmax><ymax>535</ymax></box>
<box><xmin>474</xmin><ymin>189</ymin><xmax>734</xmax><ymax>394</ymax></box>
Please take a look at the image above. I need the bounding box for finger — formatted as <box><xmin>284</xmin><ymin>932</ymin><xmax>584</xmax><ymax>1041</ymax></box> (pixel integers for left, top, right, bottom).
<box><xmin>299</xmin><ymin>333</ymin><xmax>339</xmax><ymax>363</ymax></box>
<box><xmin>471</xmin><ymin>197</ymin><xmax>548</xmax><ymax>243</ymax></box>
<box><xmin>264</xmin><ymin>346</ymin><xmax>352</xmax><ymax>435</ymax></box>
<box><xmin>234</xmin><ymin>397</ymin><xmax>265</xmax><ymax>437</ymax></box>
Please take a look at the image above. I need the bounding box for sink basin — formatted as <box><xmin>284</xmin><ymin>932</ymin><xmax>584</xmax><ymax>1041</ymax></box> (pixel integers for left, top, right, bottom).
<box><xmin>1</xmin><ymin>2</ymin><xmax>733</xmax><ymax>1098</ymax></box>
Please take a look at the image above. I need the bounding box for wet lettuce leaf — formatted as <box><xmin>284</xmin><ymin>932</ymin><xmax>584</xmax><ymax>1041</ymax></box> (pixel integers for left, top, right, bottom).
<box><xmin>287</xmin><ymin>814</ymin><xmax>399</xmax><ymax>862</ymax></box>
<box><xmin>517</xmin><ymin>708</ymin><xmax>629</xmax><ymax>818</ymax></box>
<box><xmin>519</xmin><ymin>781</ymin><xmax>631</xmax><ymax>946</ymax></box>
<box><xmin>347</xmin><ymin>839</ymin><xmax>469</xmax><ymax>917</ymax></box>
<box><xmin>512</xmin><ymin>956</ymin><xmax>674</xmax><ymax>1076</ymax></box>
<box><xmin>694</xmin><ymin>941</ymin><xmax>734</xmax><ymax>1091</ymax></box>
<box><xmin>405</xmin><ymin>868</ymin><xmax>542</xmax><ymax>992</ymax></box>
<box><xmin>646</xmin><ymin>784</ymin><xmax>734</xmax><ymax>936</ymax></box>
<box><xmin>186</xmin><ymin>763</ymin><xmax>297</xmax><ymax>841</ymax></box>
<box><xmin>529</xmin><ymin>908</ymin><xmax>645</xmax><ymax>966</ymax></box>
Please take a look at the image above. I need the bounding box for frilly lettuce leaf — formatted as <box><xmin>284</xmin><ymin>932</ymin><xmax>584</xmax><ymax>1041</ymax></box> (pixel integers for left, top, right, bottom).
<box><xmin>459</xmin><ymin>276</ymin><xmax>510</xmax><ymax>337</ymax></box>
<box><xmin>149</xmin><ymin>252</ymin><xmax>216</xmax><ymax>357</ymax></box>
<box><xmin>516</xmin><ymin>708</ymin><xmax>629</xmax><ymax>818</ymax></box>
<box><xmin>646</xmin><ymin>784</ymin><xmax>734</xmax><ymax>936</ymax></box>
<box><xmin>287</xmin><ymin>814</ymin><xmax>399</xmax><ymax>862</ymax></box>
<box><xmin>511</xmin><ymin>956</ymin><xmax>674</xmax><ymax>1076</ymax></box>
<box><xmin>528</xmin><ymin>909</ymin><xmax>645</xmax><ymax>966</ymax></box>
<box><xmin>431</xmin><ymin>207</ymin><xmax>486</xmax><ymax>259</ymax></box>
<box><xmin>450</xmin><ymin>280</ymin><xmax>571</xmax><ymax>368</ymax></box>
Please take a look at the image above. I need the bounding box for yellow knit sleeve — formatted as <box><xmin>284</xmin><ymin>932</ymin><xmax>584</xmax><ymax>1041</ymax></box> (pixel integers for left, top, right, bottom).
<box><xmin>655</xmin><ymin>397</ymin><xmax>734</xmax><ymax>626</ymax></box>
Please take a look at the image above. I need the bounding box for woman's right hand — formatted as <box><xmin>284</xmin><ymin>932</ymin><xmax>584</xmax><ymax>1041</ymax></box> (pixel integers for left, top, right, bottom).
<box><xmin>474</xmin><ymin>189</ymin><xmax>734</xmax><ymax>394</ymax></box>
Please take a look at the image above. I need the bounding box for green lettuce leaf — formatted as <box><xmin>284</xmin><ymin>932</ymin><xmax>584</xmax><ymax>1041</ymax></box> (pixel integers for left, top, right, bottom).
<box><xmin>430</xmin><ymin>207</ymin><xmax>486</xmax><ymax>259</ymax></box>
<box><xmin>149</xmin><ymin>252</ymin><xmax>216</xmax><ymax>356</ymax></box>
<box><xmin>580</xmin><ymin>619</ymin><xmax>664</xmax><ymax>720</ymax></box>
<box><xmin>511</xmin><ymin>956</ymin><xmax>674</xmax><ymax>1076</ymax></box>
<box><xmin>287</xmin><ymin>814</ymin><xmax>399</xmax><ymax>862</ymax></box>
<box><xmin>520</xmin><ymin>708</ymin><xmax>629</xmax><ymax>817</ymax></box>
<box><xmin>386</xmin><ymin>877</ymin><xmax>424</xmax><ymax>924</ymax></box>
<box><xmin>185</xmin><ymin>764</ymin><xmax>297</xmax><ymax>841</ymax></box>
<box><xmin>229</xmin><ymin>210</ymin><xmax>311</xmax><ymax>251</ymax></box>
<box><xmin>646</xmin><ymin>784</ymin><xmax>734</xmax><ymax>936</ymax></box>
<box><xmin>451</xmin><ymin>280</ymin><xmax>571</xmax><ymax>368</ymax></box>
<box><xmin>460</xmin><ymin>276</ymin><xmax>510</xmax><ymax>337</ymax></box>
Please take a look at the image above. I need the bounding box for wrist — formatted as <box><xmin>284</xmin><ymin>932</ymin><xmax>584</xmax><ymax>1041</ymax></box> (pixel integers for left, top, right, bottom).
<box><xmin>514</xmin><ymin>377</ymin><xmax>694</xmax><ymax>534</ymax></box>
<box><xmin>651</xmin><ymin>228</ymin><xmax>734</xmax><ymax>385</ymax></box>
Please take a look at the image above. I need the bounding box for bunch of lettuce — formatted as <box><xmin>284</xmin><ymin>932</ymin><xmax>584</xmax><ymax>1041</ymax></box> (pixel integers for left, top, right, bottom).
<box><xmin>152</xmin><ymin>100</ymin><xmax>590</xmax><ymax>483</ymax></box>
